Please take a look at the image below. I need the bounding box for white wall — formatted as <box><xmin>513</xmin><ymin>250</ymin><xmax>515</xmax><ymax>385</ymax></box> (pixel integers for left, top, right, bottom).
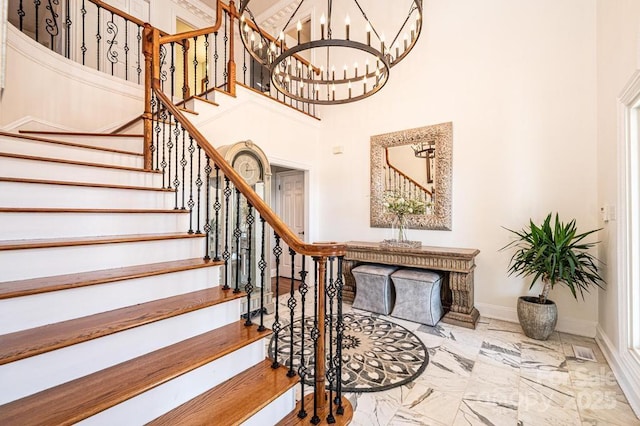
<box><xmin>317</xmin><ymin>0</ymin><xmax>600</xmax><ymax>336</ymax></box>
<box><xmin>0</xmin><ymin>25</ymin><xmax>143</xmax><ymax>131</ymax></box>
<box><xmin>595</xmin><ymin>0</ymin><xmax>640</xmax><ymax>416</ymax></box>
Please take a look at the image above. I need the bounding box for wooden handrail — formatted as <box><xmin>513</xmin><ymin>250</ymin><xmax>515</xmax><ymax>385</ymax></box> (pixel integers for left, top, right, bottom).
<box><xmin>385</xmin><ymin>148</ymin><xmax>432</xmax><ymax>197</ymax></box>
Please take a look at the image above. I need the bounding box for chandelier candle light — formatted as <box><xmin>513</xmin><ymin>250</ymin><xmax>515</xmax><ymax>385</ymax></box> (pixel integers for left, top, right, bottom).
<box><xmin>238</xmin><ymin>0</ymin><xmax>423</xmax><ymax>105</ymax></box>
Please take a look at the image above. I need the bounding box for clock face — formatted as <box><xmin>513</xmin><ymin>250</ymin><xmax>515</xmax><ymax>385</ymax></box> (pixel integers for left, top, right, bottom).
<box><xmin>233</xmin><ymin>152</ymin><xmax>262</xmax><ymax>186</ymax></box>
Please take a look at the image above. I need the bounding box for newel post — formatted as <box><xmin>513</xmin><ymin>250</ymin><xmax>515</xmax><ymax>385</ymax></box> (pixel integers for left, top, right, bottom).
<box><xmin>228</xmin><ymin>0</ymin><xmax>237</xmax><ymax>96</ymax></box>
<box><xmin>142</xmin><ymin>24</ymin><xmax>154</xmax><ymax>171</ymax></box>
<box><xmin>314</xmin><ymin>256</ymin><xmax>328</xmax><ymax>422</ymax></box>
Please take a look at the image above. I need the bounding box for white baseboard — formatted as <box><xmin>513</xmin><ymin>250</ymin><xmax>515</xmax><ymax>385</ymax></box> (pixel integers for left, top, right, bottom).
<box><xmin>596</xmin><ymin>326</ymin><xmax>640</xmax><ymax>418</ymax></box>
<box><xmin>476</xmin><ymin>302</ymin><xmax>597</xmax><ymax>337</ymax></box>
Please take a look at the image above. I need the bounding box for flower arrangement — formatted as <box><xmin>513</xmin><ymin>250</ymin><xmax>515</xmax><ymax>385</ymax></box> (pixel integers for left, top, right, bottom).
<box><xmin>383</xmin><ymin>191</ymin><xmax>428</xmax><ymax>216</ymax></box>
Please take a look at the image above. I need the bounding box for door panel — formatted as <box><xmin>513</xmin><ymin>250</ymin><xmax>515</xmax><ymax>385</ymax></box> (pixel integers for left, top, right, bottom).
<box><xmin>277</xmin><ymin>171</ymin><xmax>305</xmax><ymax>280</ymax></box>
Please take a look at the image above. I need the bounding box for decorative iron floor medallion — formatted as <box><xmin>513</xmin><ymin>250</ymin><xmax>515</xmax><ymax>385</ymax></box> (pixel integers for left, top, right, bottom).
<box><xmin>269</xmin><ymin>312</ymin><xmax>429</xmax><ymax>393</ymax></box>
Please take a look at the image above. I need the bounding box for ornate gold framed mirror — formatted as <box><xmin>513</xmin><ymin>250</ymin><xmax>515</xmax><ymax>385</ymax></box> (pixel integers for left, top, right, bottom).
<box><xmin>370</xmin><ymin>122</ymin><xmax>453</xmax><ymax>231</ymax></box>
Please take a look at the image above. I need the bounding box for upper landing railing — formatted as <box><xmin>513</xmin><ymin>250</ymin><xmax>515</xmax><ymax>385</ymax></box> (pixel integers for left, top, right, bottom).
<box><xmin>7</xmin><ymin>0</ymin><xmax>318</xmax><ymax>118</ymax></box>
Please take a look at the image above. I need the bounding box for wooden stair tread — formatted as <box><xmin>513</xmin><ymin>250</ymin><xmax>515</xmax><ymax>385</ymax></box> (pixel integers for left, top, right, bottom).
<box><xmin>19</xmin><ymin>130</ymin><xmax>143</xmax><ymax>138</ymax></box>
<box><xmin>0</xmin><ymin>321</ymin><xmax>271</xmax><ymax>425</ymax></box>
<box><xmin>0</xmin><ymin>232</ymin><xmax>204</xmax><ymax>251</ymax></box>
<box><xmin>0</xmin><ymin>286</ymin><xmax>241</xmax><ymax>364</ymax></box>
<box><xmin>0</xmin><ymin>176</ymin><xmax>175</xmax><ymax>192</ymax></box>
<box><xmin>277</xmin><ymin>394</ymin><xmax>353</xmax><ymax>426</ymax></box>
<box><xmin>0</xmin><ymin>257</ymin><xmax>223</xmax><ymax>299</ymax></box>
<box><xmin>0</xmin><ymin>207</ymin><xmax>189</xmax><ymax>214</ymax></box>
<box><xmin>0</xmin><ymin>131</ymin><xmax>141</xmax><ymax>156</ymax></box>
<box><xmin>148</xmin><ymin>359</ymin><xmax>298</xmax><ymax>426</ymax></box>
<box><xmin>0</xmin><ymin>152</ymin><xmax>161</xmax><ymax>174</ymax></box>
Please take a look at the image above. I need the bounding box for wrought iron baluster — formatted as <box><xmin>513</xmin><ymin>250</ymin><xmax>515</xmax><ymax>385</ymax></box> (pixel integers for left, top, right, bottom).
<box><xmin>311</xmin><ymin>257</ymin><xmax>320</xmax><ymax>424</ymax></box>
<box><xmin>223</xmin><ymin>12</ymin><xmax>228</xmax><ymax>89</ymax></box>
<box><xmin>160</xmin><ymin>44</ymin><xmax>167</xmax><ymax>91</ymax></box>
<box><xmin>233</xmin><ymin>188</ymin><xmax>242</xmax><ymax>293</ymax></box>
<box><xmin>181</xmin><ymin>42</ymin><xmax>187</xmax><ymax>100</ymax></box>
<box><xmin>136</xmin><ymin>24</ymin><xmax>142</xmax><ymax>83</ymax></box>
<box><xmin>193</xmin><ymin>35</ymin><xmax>198</xmax><ymax>96</ymax></box>
<box><xmin>222</xmin><ymin>176</ymin><xmax>231</xmax><ymax>290</ymax></box>
<box><xmin>172</xmin><ymin>120</ymin><xmax>180</xmax><ymax>205</ymax></box>
<box><xmin>187</xmin><ymin>135</ymin><xmax>195</xmax><ymax>233</ymax></box>
<box><xmin>244</xmin><ymin>204</ymin><xmax>254</xmax><ymax>324</ymax></box>
<box><xmin>34</xmin><ymin>0</ymin><xmax>41</xmax><ymax>42</ymax></box>
<box><xmin>214</xmin><ymin>32</ymin><xmax>219</xmax><ymax>89</ymax></box>
<box><xmin>335</xmin><ymin>256</ymin><xmax>345</xmax><ymax>415</ymax></box>
<box><xmin>80</xmin><ymin>0</ymin><xmax>86</xmax><ymax>64</ymax></box>
<box><xmin>257</xmin><ymin>216</ymin><xmax>267</xmax><ymax>331</ymax></box>
<box><xmin>64</xmin><ymin>0</ymin><xmax>71</xmax><ymax>59</ymax></box>
<box><xmin>297</xmin><ymin>255</ymin><xmax>309</xmax><ymax>419</ymax></box>
<box><xmin>170</xmin><ymin>41</ymin><xmax>175</xmax><ymax>99</ymax></box>
<box><xmin>124</xmin><ymin>21</ymin><xmax>129</xmax><ymax>81</ymax></box>
<box><xmin>287</xmin><ymin>248</ymin><xmax>297</xmax><ymax>378</ymax></box>
<box><xmin>243</xmin><ymin>47</ymin><xmax>247</xmax><ymax>85</ymax></box>
<box><xmin>203</xmin><ymin>34</ymin><xmax>210</xmax><ymax>98</ymax></box>
<box><xmin>195</xmin><ymin>145</ymin><xmax>202</xmax><ymax>233</ymax></box>
<box><xmin>43</xmin><ymin>0</ymin><xmax>62</xmax><ymax>47</ymax></box>
<box><xmin>203</xmin><ymin>155</ymin><xmax>212</xmax><ymax>261</ymax></box>
<box><xmin>96</xmin><ymin>5</ymin><xmax>101</xmax><ymax>71</ymax></box>
<box><xmin>18</xmin><ymin>1</ymin><xmax>25</xmax><ymax>31</ymax></box>
<box><xmin>213</xmin><ymin>165</ymin><xmax>221</xmax><ymax>261</ymax></box>
<box><xmin>151</xmin><ymin>93</ymin><xmax>159</xmax><ymax>170</ymax></box>
<box><xmin>326</xmin><ymin>257</ymin><xmax>336</xmax><ymax>424</ymax></box>
<box><xmin>271</xmin><ymin>235</ymin><xmax>283</xmax><ymax>369</ymax></box>
<box><xmin>179</xmin><ymin>127</ymin><xmax>187</xmax><ymax>210</ymax></box>
<box><xmin>160</xmin><ymin>110</ymin><xmax>168</xmax><ymax>188</ymax></box>
<box><xmin>106</xmin><ymin>11</ymin><xmax>118</xmax><ymax>76</ymax></box>
<box><xmin>167</xmin><ymin>115</ymin><xmax>176</xmax><ymax>190</ymax></box>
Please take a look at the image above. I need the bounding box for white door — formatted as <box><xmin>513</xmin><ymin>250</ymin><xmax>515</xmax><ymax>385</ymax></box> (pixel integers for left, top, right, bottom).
<box><xmin>276</xmin><ymin>171</ymin><xmax>305</xmax><ymax>280</ymax></box>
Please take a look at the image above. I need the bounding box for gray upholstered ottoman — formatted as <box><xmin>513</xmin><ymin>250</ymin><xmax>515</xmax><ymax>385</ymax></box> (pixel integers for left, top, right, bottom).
<box><xmin>351</xmin><ymin>264</ymin><xmax>398</xmax><ymax>315</ymax></box>
<box><xmin>390</xmin><ymin>269</ymin><xmax>444</xmax><ymax>326</ymax></box>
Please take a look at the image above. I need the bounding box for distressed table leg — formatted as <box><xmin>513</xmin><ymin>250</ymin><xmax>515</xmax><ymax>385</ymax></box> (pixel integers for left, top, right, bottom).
<box><xmin>441</xmin><ymin>269</ymin><xmax>479</xmax><ymax>329</ymax></box>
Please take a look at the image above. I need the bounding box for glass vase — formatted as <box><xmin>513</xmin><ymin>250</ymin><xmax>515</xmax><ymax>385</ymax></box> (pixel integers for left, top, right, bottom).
<box><xmin>392</xmin><ymin>215</ymin><xmax>408</xmax><ymax>242</ymax></box>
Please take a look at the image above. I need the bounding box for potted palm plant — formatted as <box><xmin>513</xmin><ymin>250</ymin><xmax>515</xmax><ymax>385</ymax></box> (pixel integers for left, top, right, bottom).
<box><xmin>502</xmin><ymin>213</ymin><xmax>605</xmax><ymax>340</ymax></box>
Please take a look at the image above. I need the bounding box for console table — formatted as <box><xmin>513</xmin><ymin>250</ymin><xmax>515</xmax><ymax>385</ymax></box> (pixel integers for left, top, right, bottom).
<box><xmin>343</xmin><ymin>241</ymin><xmax>480</xmax><ymax>329</ymax></box>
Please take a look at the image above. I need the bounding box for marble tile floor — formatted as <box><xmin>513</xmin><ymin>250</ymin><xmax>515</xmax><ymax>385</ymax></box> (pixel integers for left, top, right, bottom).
<box><xmin>259</xmin><ymin>292</ymin><xmax>639</xmax><ymax>426</ymax></box>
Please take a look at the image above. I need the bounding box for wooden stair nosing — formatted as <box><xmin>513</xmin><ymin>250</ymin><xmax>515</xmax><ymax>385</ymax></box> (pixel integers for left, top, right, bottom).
<box><xmin>148</xmin><ymin>359</ymin><xmax>299</xmax><ymax>426</ymax></box>
<box><xmin>0</xmin><ymin>321</ymin><xmax>271</xmax><ymax>426</ymax></box>
<box><xmin>0</xmin><ymin>257</ymin><xmax>224</xmax><ymax>299</ymax></box>
<box><xmin>0</xmin><ymin>207</ymin><xmax>190</xmax><ymax>214</ymax></box>
<box><xmin>0</xmin><ymin>176</ymin><xmax>175</xmax><ymax>192</ymax></box>
<box><xmin>18</xmin><ymin>130</ymin><xmax>144</xmax><ymax>138</ymax></box>
<box><xmin>0</xmin><ymin>232</ymin><xmax>205</xmax><ymax>251</ymax></box>
<box><xmin>0</xmin><ymin>152</ymin><xmax>162</xmax><ymax>174</ymax></box>
<box><xmin>0</xmin><ymin>286</ymin><xmax>244</xmax><ymax>365</ymax></box>
<box><xmin>277</xmin><ymin>394</ymin><xmax>354</xmax><ymax>426</ymax></box>
<box><xmin>0</xmin><ymin>131</ymin><xmax>142</xmax><ymax>156</ymax></box>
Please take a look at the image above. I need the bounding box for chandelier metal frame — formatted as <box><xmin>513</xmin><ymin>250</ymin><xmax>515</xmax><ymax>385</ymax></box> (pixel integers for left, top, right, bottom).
<box><xmin>238</xmin><ymin>0</ymin><xmax>423</xmax><ymax>105</ymax></box>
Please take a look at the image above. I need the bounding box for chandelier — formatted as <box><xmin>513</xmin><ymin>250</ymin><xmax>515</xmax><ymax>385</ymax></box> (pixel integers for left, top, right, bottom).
<box><xmin>238</xmin><ymin>1</ymin><xmax>423</xmax><ymax>105</ymax></box>
<box><xmin>411</xmin><ymin>139</ymin><xmax>435</xmax><ymax>158</ymax></box>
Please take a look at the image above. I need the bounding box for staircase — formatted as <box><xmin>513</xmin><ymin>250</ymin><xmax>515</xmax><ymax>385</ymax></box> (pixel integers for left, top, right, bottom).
<box><xmin>0</xmin><ymin>131</ymin><xmax>299</xmax><ymax>424</ymax></box>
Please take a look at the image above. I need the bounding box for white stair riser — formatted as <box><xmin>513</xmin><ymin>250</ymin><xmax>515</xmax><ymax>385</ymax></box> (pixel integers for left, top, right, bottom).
<box><xmin>0</xmin><ymin>157</ymin><xmax>162</xmax><ymax>187</ymax></box>
<box><xmin>79</xmin><ymin>340</ymin><xmax>266</xmax><ymax>425</ymax></box>
<box><xmin>0</xmin><ymin>137</ymin><xmax>142</xmax><ymax>168</ymax></box>
<box><xmin>0</xmin><ymin>237</ymin><xmax>206</xmax><ymax>281</ymax></box>
<box><xmin>0</xmin><ymin>211</ymin><xmax>191</xmax><ymax>239</ymax></box>
<box><xmin>192</xmin><ymin>98</ymin><xmax>219</xmax><ymax>116</ymax></box>
<box><xmin>0</xmin><ymin>181</ymin><xmax>176</xmax><ymax>209</ymax></box>
<box><xmin>243</xmin><ymin>388</ymin><xmax>297</xmax><ymax>426</ymax></box>
<box><xmin>0</xmin><ymin>266</ymin><xmax>220</xmax><ymax>334</ymax></box>
<box><xmin>18</xmin><ymin>134</ymin><xmax>144</xmax><ymax>153</ymax></box>
<box><xmin>0</xmin><ymin>301</ymin><xmax>242</xmax><ymax>405</ymax></box>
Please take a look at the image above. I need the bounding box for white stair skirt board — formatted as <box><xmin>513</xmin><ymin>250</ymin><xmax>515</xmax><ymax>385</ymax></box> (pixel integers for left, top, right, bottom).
<box><xmin>77</xmin><ymin>341</ymin><xmax>266</xmax><ymax>425</ymax></box>
<box><xmin>0</xmin><ymin>156</ymin><xmax>162</xmax><ymax>187</ymax></box>
<box><xmin>0</xmin><ymin>238</ymin><xmax>206</xmax><ymax>281</ymax></box>
<box><xmin>16</xmin><ymin>133</ymin><xmax>144</xmax><ymax>153</ymax></box>
<box><xmin>0</xmin><ymin>211</ymin><xmax>191</xmax><ymax>239</ymax></box>
<box><xmin>242</xmin><ymin>387</ymin><xmax>297</xmax><ymax>426</ymax></box>
<box><xmin>0</xmin><ymin>136</ymin><xmax>143</xmax><ymax>168</ymax></box>
<box><xmin>0</xmin><ymin>181</ymin><xmax>176</xmax><ymax>209</ymax></box>
<box><xmin>0</xmin><ymin>300</ymin><xmax>243</xmax><ymax>404</ymax></box>
<box><xmin>0</xmin><ymin>266</ymin><xmax>219</xmax><ymax>334</ymax></box>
